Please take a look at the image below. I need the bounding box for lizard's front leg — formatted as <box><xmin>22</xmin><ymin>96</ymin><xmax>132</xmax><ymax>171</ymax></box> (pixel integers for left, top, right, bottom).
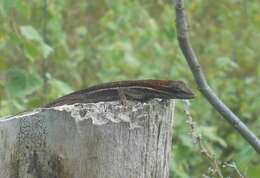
<box><xmin>118</xmin><ymin>88</ymin><xmax>151</xmax><ymax>103</ymax></box>
<box><xmin>118</xmin><ymin>88</ymin><xmax>128</xmax><ymax>106</ymax></box>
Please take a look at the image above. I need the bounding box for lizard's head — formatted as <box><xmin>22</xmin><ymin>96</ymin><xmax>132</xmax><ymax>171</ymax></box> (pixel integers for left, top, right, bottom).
<box><xmin>159</xmin><ymin>80</ymin><xmax>195</xmax><ymax>99</ymax></box>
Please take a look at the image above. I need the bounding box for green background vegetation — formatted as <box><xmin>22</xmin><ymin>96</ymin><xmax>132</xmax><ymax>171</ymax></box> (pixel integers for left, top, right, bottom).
<box><xmin>0</xmin><ymin>0</ymin><xmax>259</xmax><ymax>177</ymax></box>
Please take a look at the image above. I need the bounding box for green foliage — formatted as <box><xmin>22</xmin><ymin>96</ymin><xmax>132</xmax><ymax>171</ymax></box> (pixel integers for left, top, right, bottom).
<box><xmin>20</xmin><ymin>25</ymin><xmax>53</xmax><ymax>60</ymax></box>
<box><xmin>0</xmin><ymin>0</ymin><xmax>259</xmax><ymax>177</ymax></box>
<box><xmin>5</xmin><ymin>68</ymin><xmax>43</xmax><ymax>97</ymax></box>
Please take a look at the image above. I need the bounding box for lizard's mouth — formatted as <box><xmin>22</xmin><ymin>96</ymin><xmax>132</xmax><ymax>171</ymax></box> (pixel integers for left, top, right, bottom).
<box><xmin>173</xmin><ymin>91</ymin><xmax>195</xmax><ymax>99</ymax></box>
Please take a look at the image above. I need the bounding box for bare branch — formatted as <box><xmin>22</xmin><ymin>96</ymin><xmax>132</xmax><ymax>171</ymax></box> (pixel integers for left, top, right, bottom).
<box><xmin>174</xmin><ymin>0</ymin><xmax>260</xmax><ymax>153</ymax></box>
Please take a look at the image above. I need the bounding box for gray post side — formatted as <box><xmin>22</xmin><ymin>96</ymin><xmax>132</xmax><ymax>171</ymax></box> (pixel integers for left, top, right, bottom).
<box><xmin>0</xmin><ymin>99</ymin><xmax>175</xmax><ymax>178</ymax></box>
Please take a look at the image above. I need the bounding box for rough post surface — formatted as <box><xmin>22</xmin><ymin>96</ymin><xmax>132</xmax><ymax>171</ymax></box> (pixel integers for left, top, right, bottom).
<box><xmin>0</xmin><ymin>99</ymin><xmax>175</xmax><ymax>178</ymax></box>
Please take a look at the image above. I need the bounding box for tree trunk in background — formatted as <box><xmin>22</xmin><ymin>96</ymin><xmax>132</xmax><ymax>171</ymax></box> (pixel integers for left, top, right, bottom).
<box><xmin>0</xmin><ymin>99</ymin><xmax>175</xmax><ymax>178</ymax></box>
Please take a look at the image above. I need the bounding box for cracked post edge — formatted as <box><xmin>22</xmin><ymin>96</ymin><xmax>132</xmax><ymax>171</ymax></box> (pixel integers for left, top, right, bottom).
<box><xmin>0</xmin><ymin>99</ymin><xmax>176</xmax><ymax>128</ymax></box>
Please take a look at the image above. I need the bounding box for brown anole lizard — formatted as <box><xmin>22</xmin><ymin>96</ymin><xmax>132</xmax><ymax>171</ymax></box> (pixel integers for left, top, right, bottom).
<box><xmin>45</xmin><ymin>80</ymin><xmax>194</xmax><ymax>107</ymax></box>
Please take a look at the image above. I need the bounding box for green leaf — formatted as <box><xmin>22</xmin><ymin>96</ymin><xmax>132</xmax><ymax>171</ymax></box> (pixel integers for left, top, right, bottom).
<box><xmin>20</xmin><ymin>25</ymin><xmax>53</xmax><ymax>59</ymax></box>
<box><xmin>199</xmin><ymin>127</ymin><xmax>227</xmax><ymax>148</ymax></box>
<box><xmin>49</xmin><ymin>79</ymin><xmax>73</xmax><ymax>97</ymax></box>
<box><xmin>5</xmin><ymin>69</ymin><xmax>43</xmax><ymax>97</ymax></box>
<box><xmin>25</xmin><ymin>71</ymin><xmax>44</xmax><ymax>94</ymax></box>
<box><xmin>20</xmin><ymin>26</ymin><xmax>43</xmax><ymax>42</ymax></box>
<box><xmin>41</xmin><ymin>43</ymin><xmax>54</xmax><ymax>58</ymax></box>
<box><xmin>6</xmin><ymin>69</ymin><xmax>27</xmax><ymax>97</ymax></box>
<box><xmin>23</xmin><ymin>41</ymin><xmax>42</xmax><ymax>62</ymax></box>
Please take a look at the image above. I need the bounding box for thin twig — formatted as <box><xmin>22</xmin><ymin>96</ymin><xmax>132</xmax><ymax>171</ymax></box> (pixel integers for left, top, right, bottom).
<box><xmin>223</xmin><ymin>162</ymin><xmax>245</xmax><ymax>178</ymax></box>
<box><xmin>185</xmin><ymin>101</ymin><xmax>247</xmax><ymax>178</ymax></box>
<box><xmin>184</xmin><ymin>100</ymin><xmax>224</xmax><ymax>178</ymax></box>
<box><xmin>174</xmin><ymin>0</ymin><xmax>260</xmax><ymax>153</ymax></box>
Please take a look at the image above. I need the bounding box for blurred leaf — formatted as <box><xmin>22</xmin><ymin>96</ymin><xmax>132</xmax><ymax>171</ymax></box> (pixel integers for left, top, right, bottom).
<box><xmin>20</xmin><ymin>26</ymin><xmax>43</xmax><ymax>42</ymax></box>
<box><xmin>40</xmin><ymin>43</ymin><xmax>53</xmax><ymax>58</ymax></box>
<box><xmin>170</xmin><ymin>159</ymin><xmax>190</xmax><ymax>178</ymax></box>
<box><xmin>5</xmin><ymin>68</ymin><xmax>43</xmax><ymax>97</ymax></box>
<box><xmin>20</xmin><ymin>25</ymin><xmax>53</xmax><ymax>60</ymax></box>
<box><xmin>216</xmin><ymin>56</ymin><xmax>239</xmax><ymax>73</ymax></box>
<box><xmin>6</xmin><ymin>69</ymin><xmax>27</xmax><ymax>97</ymax></box>
<box><xmin>75</xmin><ymin>26</ymin><xmax>88</xmax><ymax>36</ymax></box>
<box><xmin>23</xmin><ymin>41</ymin><xmax>42</xmax><ymax>62</ymax></box>
<box><xmin>49</xmin><ymin>78</ymin><xmax>73</xmax><ymax>97</ymax></box>
<box><xmin>199</xmin><ymin>127</ymin><xmax>227</xmax><ymax>148</ymax></box>
<box><xmin>26</xmin><ymin>71</ymin><xmax>44</xmax><ymax>93</ymax></box>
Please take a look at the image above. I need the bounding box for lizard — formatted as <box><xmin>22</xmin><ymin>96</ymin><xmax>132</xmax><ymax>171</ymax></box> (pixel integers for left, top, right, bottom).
<box><xmin>45</xmin><ymin>80</ymin><xmax>194</xmax><ymax>108</ymax></box>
